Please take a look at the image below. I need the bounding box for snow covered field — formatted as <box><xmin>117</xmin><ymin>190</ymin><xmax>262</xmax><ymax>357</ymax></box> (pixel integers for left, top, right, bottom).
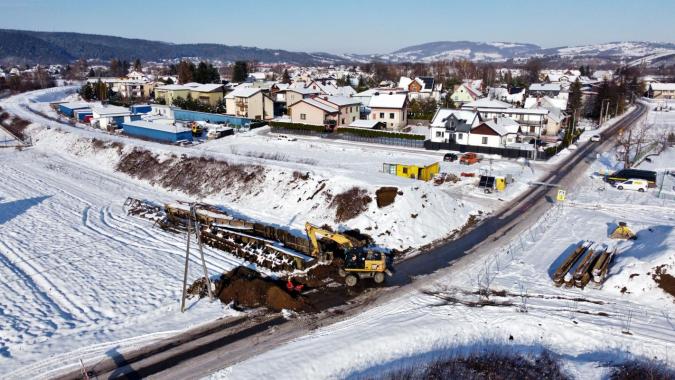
<box><xmin>211</xmin><ymin>105</ymin><xmax>675</xmax><ymax>380</ymax></box>
<box><xmin>0</xmin><ymin>88</ymin><xmax>548</xmax><ymax>376</ymax></box>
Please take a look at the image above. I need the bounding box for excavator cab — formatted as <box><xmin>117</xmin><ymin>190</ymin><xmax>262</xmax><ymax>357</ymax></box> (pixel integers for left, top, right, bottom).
<box><xmin>305</xmin><ymin>222</ymin><xmax>391</xmax><ymax>287</ymax></box>
<box><xmin>610</xmin><ymin>222</ymin><xmax>637</xmax><ymax>240</ymax></box>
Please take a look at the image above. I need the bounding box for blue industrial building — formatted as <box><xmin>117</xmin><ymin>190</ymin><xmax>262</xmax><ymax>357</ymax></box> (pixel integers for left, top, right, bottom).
<box><xmin>173</xmin><ymin>109</ymin><xmax>252</xmax><ymax>126</ymax></box>
<box><xmin>74</xmin><ymin>109</ymin><xmax>93</xmax><ymax>121</ymax></box>
<box><xmin>130</xmin><ymin>104</ymin><xmax>152</xmax><ymax>114</ymax></box>
<box><xmin>58</xmin><ymin>102</ymin><xmax>91</xmax><ymax>117</ymax></box>
<box><xmin>121</xmin><ymin>121</ymin><xmax>193</xmax><ymax>143</ymax></box>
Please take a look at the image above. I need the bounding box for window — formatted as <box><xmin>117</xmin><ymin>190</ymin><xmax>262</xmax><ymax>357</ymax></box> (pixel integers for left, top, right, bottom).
<box><xmin>352</xmin><ymin>117</ymin><xmax>356</xmax><ymax>122</ymax></box>
<box><xmin>341</xmin><ymin>118</ymin><xmax>345</xmax><ymax>124</ymax></box>
<box><xmin>529</xmin><ymin>126</ymin><xmax>535</xmax><ymax>133</ymax></box>
<box><xmin>389</xmin><ymin>113</ymin><xmax>395</xmax><ymax>119</ymax></box>
<box><xmin>402</xmin><ymin>167</ymin><xmax>408</xmax><ymax>174</ymax></box>
<box><xmin>457</xmin><ymin>133</ymin><xmax>464</xmax><ymax>140</ymax></box>
<box><xmin>300</xmin><ymin>113</ymin><xmax>306</xmax><ymax>120</ymax></box>
<box><xmin>435</xmin><ymin>131</ymin><xmax>443</xmax><ymax>137</ymax></box>
<box><xmin>379</xmin><ymin>112</ymin><xmax>385</xmax><ymax>118</ymax></box>
<box><xmin>482</xmin><ymin>136</ymin><xmax>488</xmax><ymax>145</ymax></box>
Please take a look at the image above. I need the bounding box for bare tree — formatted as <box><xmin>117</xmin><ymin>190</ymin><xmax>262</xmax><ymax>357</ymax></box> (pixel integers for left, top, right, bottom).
<box><xmin>616</xmin><ymin>120</ymin><xmax>650</xmax><ymax>168</ymax></box>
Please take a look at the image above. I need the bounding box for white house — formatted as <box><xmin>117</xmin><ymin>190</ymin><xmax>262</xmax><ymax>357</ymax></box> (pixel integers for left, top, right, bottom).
<box><xmin>368</xmin><ymin>94</ymin><xmax>408</xmax><ymax>129</ymax></box>
<box><xmin>429</xmin><ymin>109</ymin><xmax>482</xmax><ymax>143</ymax></box>
<box><xmin>464</xmin><ymin>118</ymin><xmax>520</xmax><ymax>148</ymax></box>
<box><xmin>90</xmin><ymin>105</ymin><xmax>136</xmax><ymax>130</ymax></box>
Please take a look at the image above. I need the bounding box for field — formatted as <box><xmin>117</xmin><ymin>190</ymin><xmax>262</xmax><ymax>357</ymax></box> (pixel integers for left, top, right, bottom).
<box><xmin>0</xmin><ymin>87</ymin><xmax>545</xmax><ymax>376</ymax></box>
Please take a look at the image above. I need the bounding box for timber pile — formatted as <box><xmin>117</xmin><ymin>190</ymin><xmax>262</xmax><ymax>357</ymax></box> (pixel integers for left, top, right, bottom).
<box><xmin>552</xmin><ymin>241</ymin><xmax>616</xmax><ymax>289</ymax></box>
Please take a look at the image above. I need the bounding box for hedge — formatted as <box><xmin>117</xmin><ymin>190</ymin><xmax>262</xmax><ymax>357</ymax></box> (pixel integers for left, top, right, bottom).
<box><xmin>269</xmin><ymin>121</ymin><xmax>425</xmax><ymax>140</ymax></box>
<box><xmin>335</xmin><ymin>127</ymin><xmax>426</xmax><ymax>140</ymax></box>
<box><xmin>269</xmin><ymin>121</ymin><xmax>326</xmax><ymax>133</ymax></box>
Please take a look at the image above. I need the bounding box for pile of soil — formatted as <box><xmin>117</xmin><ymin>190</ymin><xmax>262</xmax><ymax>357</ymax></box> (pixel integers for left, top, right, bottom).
<box><xmin>652</xmin><ymin>264</ymin><xmax>675</xmax><ymax>299</ymax></box>
<box><xmin>186</xmin><ymin>276</ymin><xmax>210</xmax><ymax>299</ymax></box>
<box><xmin>116</xmin><ymin>148</ymin><xmax>264</xmax><ymax>197</ymax></box>
<box><xmin>216</xmin><ymin>267</ymin><xmax>310</xmax><ymax>312</ymax></box>
<box><xmin>330</xmin><ymin>187</ymin><xmax>372</xmax><ymax>222</ymax></box>
<box><xmin>375</xmin><ymin>187</ymin><xmax>398</xmax><ymax>208</ymax></box>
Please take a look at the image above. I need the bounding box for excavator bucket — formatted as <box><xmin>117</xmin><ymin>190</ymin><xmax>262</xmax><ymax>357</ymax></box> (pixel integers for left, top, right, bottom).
<box><xmin>610</xmin><ymin>222</ymin><xmax>637</xmax><ymax>240</ymax></box>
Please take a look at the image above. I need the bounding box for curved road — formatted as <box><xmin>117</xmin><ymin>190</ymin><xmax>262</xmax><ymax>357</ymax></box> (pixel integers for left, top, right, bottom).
<box><xmin>55</xmin><ymin>103</ymin><xmax>647</xmax><ymax>380</ymax></box>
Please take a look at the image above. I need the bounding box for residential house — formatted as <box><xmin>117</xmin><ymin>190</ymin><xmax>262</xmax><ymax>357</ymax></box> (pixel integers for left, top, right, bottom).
<box><xmin>528</xmin><ymin>83</ymin><xmax>562</xmax><ymax>97</ymax></box>
<box><xmin>398</xmin><ymin>76</ymin><xmax>441</xmax><ymax>101</ymax></box>
<box><xmin>466</xmin><ymin>118</ymin><xmax>520</xmax><ymax>148</ymax></box>
<box><xmin>450</xmin><ymin>84</ymin><xmax>482</xmax><ymax>104</ymax></box>
<box><xmin>460</xmin><ymin>100</ymin><xmax>549</xmax><ymax>138</ymax></box>
<box><xmin>488</xmin><ymin>86</ymin><xmax>526</xmax><ymax>105</ymax></box>
<box><xmin>648</xmin><ymin>83</ymin><xmax>675</xmax><ymax>99</ymax></box>
<box><xmin>288</xmin><ymin>96</ymin><xmax>360</xmax><ymax>127</ymax></box>
<box><xmin>224</xmin><ymin>87</ymin><xmax>273</xmax><ymax>120</ymax></box>
<box><xmin>283</xmin><ymin>86</ymin><xmax>321</xmax><ymax>109</ymax></box>
<box><xmin>154</xmin><ymin>83</ymin><xmax>224</xmax><ymax>106</ymax></box>
<box><xmin>429</xmin><ymin>109</ymin><xmax>482</xmax><ymax>144</ymax></box>
<box><xmin>368</xmin><ymin>93</ymin><xmax>408</xmax><ymax>129</ymax></box>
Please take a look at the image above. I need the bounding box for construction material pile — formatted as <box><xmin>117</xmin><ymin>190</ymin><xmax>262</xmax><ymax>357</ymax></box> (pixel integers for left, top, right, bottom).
<box><xmin>552</xmin><ymin>241</ymin><xmax>616</xmax><ymax>288</ymax></box>
<box><xmin>124</xmin><ymin>197</ymin><xmax>371</xmax><ymax>273</ymax></box>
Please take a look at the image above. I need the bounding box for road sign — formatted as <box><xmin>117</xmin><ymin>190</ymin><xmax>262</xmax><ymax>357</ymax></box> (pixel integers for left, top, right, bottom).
<box><xmin>556</xmin><ymin>189</ymin><xmax>566</xmax><ymax>202</ymax></box>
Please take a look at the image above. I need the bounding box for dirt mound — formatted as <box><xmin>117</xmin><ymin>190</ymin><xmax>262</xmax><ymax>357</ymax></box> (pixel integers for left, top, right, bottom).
<box><xmin>330</xmin><ymin>187</ymin><xmax>372</xmax><ymax>222</ymax></box>
<box><xmin>216</xmin><ymin>267</ymin><xmax>309</xmax><ymax>312</ymax></box>
<box><xmin>116</xmin><ymin>148</ymin><xmax>264</xmax><ymax>197</ymax></box>
<box><xmin>186</xmin><ymin>276</ymin><xmax>211</xmax><ymax>299</ymax></box>
<box><xmin>375</xmin><ymin>187</ymin><xmax>398</xmax><ymax>208</ymax></box>
<box><xmin>652</xmin><ymin>265</ymin><xmax>675</xmax><ymax>300</ymax></box>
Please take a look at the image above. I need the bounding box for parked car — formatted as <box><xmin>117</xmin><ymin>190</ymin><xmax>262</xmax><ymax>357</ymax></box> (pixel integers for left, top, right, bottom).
<box><xmin>443</xmin><ymin>153</ymin><xmax>458</xmax><ymax>162</ymax></box>
<box><xmin>606</xmin><ymin>169</ymin><xmax>657</xmax><ymax>188</ymax></box>
<box><xmin>614</xmin><ymin>179</ymin><xmax>648</xmax><ymax>192</ymax></box>
<box><xmin>590</xmin><ymin>135</ymin><xmax>601</xmax><ymax>142</ymax></box>
<box><xmin>459</xmin><ymin>153</ymin><xmax>481</xmax><ymax>165</ymax></box>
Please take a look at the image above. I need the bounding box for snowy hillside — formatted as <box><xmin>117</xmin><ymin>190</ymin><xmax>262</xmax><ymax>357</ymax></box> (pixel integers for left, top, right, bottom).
<box><xmin>363</xmin><ymin>40</ymin><xmax>675</xmax><ymax>63</ymax></box>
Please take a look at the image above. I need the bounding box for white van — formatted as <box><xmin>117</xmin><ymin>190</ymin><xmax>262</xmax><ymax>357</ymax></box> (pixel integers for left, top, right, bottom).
<box><xmin>615</xmin><ymin>178</ymin><xmax>648</xmax><ymax>192</ymax></box>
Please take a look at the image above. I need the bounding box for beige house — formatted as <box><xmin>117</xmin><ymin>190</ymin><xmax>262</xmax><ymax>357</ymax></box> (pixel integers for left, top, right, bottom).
<box><xmin>368</xmin><ymin>94</ymin><xmax>408</xmax><ymax>129</ymax></box>
<box><xmin>649</xmin><ymin>83</ymin><xmax>675</xmax><ymax>99</ymax></box>
<box><xmin>284</xmin><ymin>86</ymin><xmax>321</xmax><ymax>108</ymax></box>
<box><xmin>154</xmin><ymin>83</ymin><xmax>224</xmax><ymax>106</ymax></box>
<box><xmin>224</xmin><ymin>87</ymin><xmax>274</xmax><ymax>120</ymax></box>
<box><xmin>288</xmin><ymin>96</ymin><xmax>360</xmax><ymax>127</ymax></box>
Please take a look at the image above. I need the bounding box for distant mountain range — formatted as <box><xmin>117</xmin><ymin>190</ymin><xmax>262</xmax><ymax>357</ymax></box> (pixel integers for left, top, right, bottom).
<box><xmin>1</xmin><ymin>29</ymin><xmax>674</xmax><ymax>67</ymax></box>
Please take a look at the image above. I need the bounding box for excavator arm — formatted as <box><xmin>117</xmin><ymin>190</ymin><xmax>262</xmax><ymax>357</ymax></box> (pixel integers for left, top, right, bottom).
<box><xmin>305</xmin><ymin>222</ymin><xmax>353</xmax><ymax>260</ymax></box>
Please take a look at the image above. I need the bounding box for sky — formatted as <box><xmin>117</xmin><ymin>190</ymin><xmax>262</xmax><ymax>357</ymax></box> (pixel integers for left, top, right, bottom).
<box><xmin>0</xmin><ymin>0</ymin><xmax>673</xmax><ymax>54</ymax></box>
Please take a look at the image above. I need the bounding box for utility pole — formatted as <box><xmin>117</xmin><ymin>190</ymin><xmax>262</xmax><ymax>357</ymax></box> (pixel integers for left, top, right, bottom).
<box><xmin>180</xmin><ymin>203</ymin><xmax>214</xmax><ymax>313</ymax></box>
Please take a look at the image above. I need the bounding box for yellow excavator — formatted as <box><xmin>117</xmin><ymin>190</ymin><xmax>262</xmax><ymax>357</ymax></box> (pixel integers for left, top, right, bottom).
<box><xmin>305</xmin><ymin>222</ymin><xmax>390</xmax><ymax>287</ymax></box>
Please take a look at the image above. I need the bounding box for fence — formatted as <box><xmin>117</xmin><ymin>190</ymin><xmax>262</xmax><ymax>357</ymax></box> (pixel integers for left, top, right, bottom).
<box><xmin>425</xmin><ymin>140</ymin><xmax>539</xmax><ymax>159</ymax></box>
<box><xmin>172</xmin><ymin>109</ymin><xmax>253</xmax><ymax>126</ymax></box>
<box><xmin>271</xmin><ymin>127</ymin><xmax>426</xmax><ymax>148</ymax></box>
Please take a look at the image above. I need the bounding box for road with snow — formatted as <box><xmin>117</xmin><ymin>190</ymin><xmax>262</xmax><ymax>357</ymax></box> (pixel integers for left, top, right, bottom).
<box><xmin>47</xmin><ymin>102</ymin><xmax>649</xmax><ymax>379</ymax></box>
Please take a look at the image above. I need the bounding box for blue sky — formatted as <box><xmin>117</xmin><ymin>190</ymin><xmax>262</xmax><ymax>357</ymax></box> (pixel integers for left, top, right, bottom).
<box><xmin>0</xmin><ymin>0</ymin><xmax>673</xmax><ymax>54</ymax></box>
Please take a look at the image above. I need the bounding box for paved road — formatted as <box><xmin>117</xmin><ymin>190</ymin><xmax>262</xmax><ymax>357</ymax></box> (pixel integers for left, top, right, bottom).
<box><xmin>55</xmin><ymin>103</ymin><xmax>647</xmax><ymax>380</ymax></box>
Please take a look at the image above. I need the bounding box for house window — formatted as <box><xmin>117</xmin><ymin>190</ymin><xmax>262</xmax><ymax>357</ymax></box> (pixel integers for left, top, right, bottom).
<box><xmin>435</xmin><ymin>131</ymin><xmax>443</xmax><ymax>137</ymax></box>
<box><xmin>379</xmin><ymin>112</ymin><xmax>384</xmax><ymax>118</ymax></box>
<box><xmin>402</xmin><ymin>167</ymin><xmax>408</xmax><ymax>174</ymax></box>
<box><xmin>457</xmin><ymin>133</ymin><xmax>464</xmax><ymax>140</ymax></box>
<box><xmin>482</xmin><ymin>136</ymin><xmax>488</xmax><ymax>145</ymax></box>
<box><xmin>529</xmin><ymin>126</ymin><xmax>535</xmax><ymax>133</ymax></box>
<box><xmin>352</xmin><ymin>117</ymin><xmax>356</xmax><ymax>122</ymax></box>
<box><xmin>300</xmin><ymin>113</ymin><xmax>306</xmax><ymax>120</ymax></box>
<box><xmin>389</xmin><ymin>113</ymin><xmax>395</xmax><ymax>119</ymax></box>
<box><xmin>341</xmin><ymin>118</ymin><xmax>345</xmax><ymax>124</ymax></box>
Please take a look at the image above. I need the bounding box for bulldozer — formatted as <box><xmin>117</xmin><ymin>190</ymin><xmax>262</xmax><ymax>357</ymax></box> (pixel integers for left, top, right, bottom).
<box><xmin>305</xmin><ymin>222</ymin><xmax>391</xmax><ymax>287</ymax></box>
<box><xmin>610</xmin><ymin>222</ymin><xmax>637</xmax><ymax>240</ymax></box>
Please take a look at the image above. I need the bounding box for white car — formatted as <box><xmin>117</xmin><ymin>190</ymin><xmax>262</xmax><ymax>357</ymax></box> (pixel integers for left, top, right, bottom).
<box><xmin>590</xmin><ymin>135</ymin><xmax>601</xmax><ymax>142</ymax></box>
<box><xmin>615</xmin><ymin>178</ymin><xmax>648</xmax><ymax>192</ymax></box>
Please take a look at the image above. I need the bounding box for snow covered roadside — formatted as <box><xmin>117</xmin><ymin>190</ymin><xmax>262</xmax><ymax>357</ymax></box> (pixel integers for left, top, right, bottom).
<box><xmin>209</xmin><ymin>106</ymin><xmax>675</xmax><ymax>380</ymax></box>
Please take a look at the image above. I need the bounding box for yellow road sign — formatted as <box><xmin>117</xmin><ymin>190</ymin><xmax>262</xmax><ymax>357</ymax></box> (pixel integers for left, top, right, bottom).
<box><xmin>557</xmin><ymin>189</ymin><xmax>566</xmax><ymax>202</ymax></box>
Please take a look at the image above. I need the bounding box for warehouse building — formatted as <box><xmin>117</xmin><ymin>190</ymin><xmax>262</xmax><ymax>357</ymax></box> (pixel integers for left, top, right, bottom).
<box><xmin>121</xmin><ymin>121</ymin><xmax>193</xmax><ymax>143</ymax></box>
<box><xmin>57</xmin><ymin>102</ymin><xmax>92</xmax><ymax>117</ymax></box>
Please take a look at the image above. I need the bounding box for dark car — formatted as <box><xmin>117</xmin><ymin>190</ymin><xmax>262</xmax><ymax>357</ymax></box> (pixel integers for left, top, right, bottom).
<box><xmin>443</xmin><ymin>153</ymin><xmax>458</xmax><ymax>162</ymax></box>
<box><xmin>606</xmin><ymin>169</ymin><xmax>657</xmax><ymax>187</ymax></box>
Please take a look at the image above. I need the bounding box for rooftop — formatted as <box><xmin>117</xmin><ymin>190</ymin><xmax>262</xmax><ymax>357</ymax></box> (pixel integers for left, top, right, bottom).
<box><xmin>368</xmin><ymin>94</ymin><xmax>407</xmax><ymax>109</ymax></box>
<box><xmin>123</xmin><ymin>120</ymin><xmax>190</xmax><ymax>133</ymax></box>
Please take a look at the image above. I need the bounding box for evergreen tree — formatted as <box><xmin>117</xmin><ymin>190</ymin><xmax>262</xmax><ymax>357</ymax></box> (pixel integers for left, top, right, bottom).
<box><xmin>177</xmin><ymin>60</ymin><xmax>193</xmax><ymax>84</ymax></box>
<box><xmin>232</xmin><ymin>61</ymin><xmax>249</xmax><ymax>82</ymax></box>
<box><xmin>133</xmin><ymin>58</ymin><xmax>142</xmax><ymax>72</ymax></box>
<box><xmin>281</xmin><ymin>69</ymin><xmax>291</xmax><ymax>84</ymax></box>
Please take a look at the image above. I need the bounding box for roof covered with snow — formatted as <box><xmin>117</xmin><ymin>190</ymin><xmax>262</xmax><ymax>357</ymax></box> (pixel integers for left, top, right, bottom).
<box><xmin>462</xmin><ymin>98</ymin><xmax>511</xmax><ymax>109</ymax></box>
<box><xmin>225</xmin><ymin>87</ymin><xmax>262</xmax><ymax>99</ymax></box>
<box><xmin>368</xmin><ymin>94</ymin><xmax>407</xmax><ymax>109</ymax></box>
<box><xmin>430</xmin><ymin>109</ymin><xmax>480</xmax><ymax>127</ymax></box>
<box><xmin>529</xmin><ymin>83</ymin><xmax>562</xmax><ymax>92</ymax></box>
<box><xmin>650</xmin><ymin>83</ymin><xmax>675</xmax><ymax>91</ymax></box>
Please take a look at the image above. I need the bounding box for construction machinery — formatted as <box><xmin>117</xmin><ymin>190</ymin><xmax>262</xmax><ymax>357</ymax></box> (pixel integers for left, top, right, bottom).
<box><xmin>610</xmin><ymin>222</ymin><xmax>637</xmax><ymax>240</ymax></box>
<box><xmin>305</xmin><ymin>222</ymin><xmax>390</xmax><ymax>286</ymax></box>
